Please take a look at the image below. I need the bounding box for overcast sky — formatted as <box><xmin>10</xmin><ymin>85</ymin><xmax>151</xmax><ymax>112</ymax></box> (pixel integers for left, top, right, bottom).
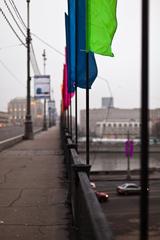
<box><xmin>0</xmin><ymin>0</ymin><xmax>160</xmax><ymax>115</ymax></box>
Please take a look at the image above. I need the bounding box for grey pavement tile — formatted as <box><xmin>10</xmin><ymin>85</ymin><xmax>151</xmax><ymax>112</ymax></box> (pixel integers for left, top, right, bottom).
<box><xmin>0</xmin><ymin>127</ymin><xmax>71</xmax><ymax>240</ymax></box>
<box><xmin>0</xmin><ymin>189</ymin><xmax>21</xmax><ymax>206</ymax></box>
<box><xmin>12</xmin><ymin>188</ymin><xmax>67</xmax><ymax>207</ymax></box>
<box><xmin>0</xmin><ymin>225</ymin><xmax>70</xmax><ymax>240</ymax></box>
<box><xmin>0</xmin><ymin>206</ymin><xmax>69</xmax><ymax>225</ymax></box>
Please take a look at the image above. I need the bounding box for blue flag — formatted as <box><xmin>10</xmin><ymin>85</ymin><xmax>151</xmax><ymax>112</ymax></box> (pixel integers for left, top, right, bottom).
<box><xmin>67</xmin><ymin>1</ymin><xmax>76</xmax><ymax>93</ymax></box>
<box><xmin>67</xmin><ymin>0</ymin><xmax>97</xmax><ymax>92</ymax></box>
<box><xmin>65</xmin><ymin>13</ymin><xmax>75</xmax><ymax>93</ymax></box>
<box><xmin>76</xmin><ymin>0</ymin><xmax>97</xmax><ymax>89</ymax></box>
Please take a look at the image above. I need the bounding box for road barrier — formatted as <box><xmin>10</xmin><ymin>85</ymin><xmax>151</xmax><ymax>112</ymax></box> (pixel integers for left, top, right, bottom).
<box><xmin>61</xmin><ymin>126</ymin><xmax>112</xmax><ymax>240</ymax></box>
<box><xmin>0</xmin><ymin>128</ymin><xmax>42</xmax><ymax>152</ymax></box>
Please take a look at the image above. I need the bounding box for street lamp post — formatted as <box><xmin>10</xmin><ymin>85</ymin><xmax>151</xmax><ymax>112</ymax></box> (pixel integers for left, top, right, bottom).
<box><xmin>48</xmin><ymin>107</ymin><xmax>51</xmax><ymax>127</ymax></box>
<box><xmin>42</xmin><ymin>49</ymin><xmax>48</xmax><ymax>131</ymax></box>
<box><xmin>24</xmin><ymin>0</ymin><xmax>33</xmax><ymax>140</ymax></box>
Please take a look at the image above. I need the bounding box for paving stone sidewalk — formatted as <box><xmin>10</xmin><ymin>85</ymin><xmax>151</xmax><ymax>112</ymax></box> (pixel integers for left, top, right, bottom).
<box><xmin>0</xmin><ymin>126</ymin><xmax>71</xmax><ymax>240</ymax></box>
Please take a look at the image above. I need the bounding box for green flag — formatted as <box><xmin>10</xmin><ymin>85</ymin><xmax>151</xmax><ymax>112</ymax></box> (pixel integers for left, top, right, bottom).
<box><xmin>86</xmin><ymin>0</ymin><xmax>117</xmax><ymax>56</ymax></box>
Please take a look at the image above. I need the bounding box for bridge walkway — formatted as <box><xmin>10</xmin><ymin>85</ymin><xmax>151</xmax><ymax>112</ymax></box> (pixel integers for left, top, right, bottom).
<box><xmin>0</xmin><ymin>126</ymin><xmax>71</xmax><ymax>240</ymax></box>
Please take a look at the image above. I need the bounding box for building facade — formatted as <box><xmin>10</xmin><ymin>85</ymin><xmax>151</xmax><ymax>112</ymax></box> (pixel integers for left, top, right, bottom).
<box><xmin>8</xmin><ymin>97</ymin><xmax>43</xmax><ymax>126</ymax></box>
<box><xmin>0</xmin><ymin>111</ymin><xmax>9</xmax><ymax>127</ymax></box>
<box><xmin>95</xmin><ymin>119</ymin><xmax>141</xmax><ymax>139</ymax></box>
<box><xmin>80</xmin><ymin>107</ymin><xmax>160</xmax><ymax>139</ymax></box>
<box><xmin>101</xmin><ymin>97</ymin><xmax>114</xmax><ymax>108</ymax></box>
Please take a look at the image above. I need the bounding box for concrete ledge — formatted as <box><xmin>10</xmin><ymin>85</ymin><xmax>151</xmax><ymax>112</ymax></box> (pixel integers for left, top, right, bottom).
<box><xmin>0</xmin><ymin>134</ymin><xmax>23</xmax><ymax>152</ymax></box>
<box><xmin>90</xmin><ymin>169</ymin><xmax>160</xmax><ymax>181</ymax></box>
<box><xmin>0</xmin><ymin>128</ymin><xmax>43</xmax><ymax>152</ymax></box>
<box><xmin>33</xmin><ymin>127</ymin><xmax>43</xmax><ymax>134</ymax></box>
<box><xmin>90</xmin><ymin>168</ymin><xmax>160</xmax><ymax>175</ymax></box>
<box><xmin>78</xmin><ymin>143</ymin><xmax>160</xmax><ymax>153</ymax></box>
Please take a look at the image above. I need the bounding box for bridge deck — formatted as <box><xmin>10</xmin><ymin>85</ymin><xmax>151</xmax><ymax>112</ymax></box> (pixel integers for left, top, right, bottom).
<box><xmin>0</xmin><ymin>126</ymin><xmax>71</xmax><ymax>240</ymax></box>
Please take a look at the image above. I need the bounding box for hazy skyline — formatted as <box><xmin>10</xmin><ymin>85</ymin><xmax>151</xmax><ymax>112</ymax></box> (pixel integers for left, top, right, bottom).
<box><xmin>0</xmin><ymin>0</ymin><xmax>160</xmax><ymax>115</ymax></box>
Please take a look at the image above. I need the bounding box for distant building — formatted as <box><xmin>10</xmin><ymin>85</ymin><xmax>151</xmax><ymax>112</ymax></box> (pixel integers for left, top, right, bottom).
<box><xmin>80</xmin><ymin>107</ymin><xmax>160</xmax><ymax>139</ymax></box>
<box><xmin>8</xmin><ymin>97</ymin><xmax>43</xmax><ymax>126</ymax></box>
<box><xmin>0</xmin><ymin>111</ymin><xmax>9</xmax><ymax>127</ymax></box>
<box><xmin>80</xmin><ymin>107</ymin><xmax>140</xmax><ymax>137</ymax></box>
<box><xmin>95</xmin><ymin>119</ymin><xmax>141</xmax><ymax>139</ymax></box>
<box><xmin>48</xmin><ymin>99</ymin><xmax>57</xmax><ymax>126</ymax></box>
<box><xmin>101</xmin><ymin>97</ymin><xmax>114</xmax><ymax>108</ymax></box>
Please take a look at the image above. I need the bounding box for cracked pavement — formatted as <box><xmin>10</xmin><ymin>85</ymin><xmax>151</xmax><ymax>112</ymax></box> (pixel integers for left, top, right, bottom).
<box><xmin>0</xmin><ymin>126</ymin><xmax>71</xmax><ymax>240</ymax></box>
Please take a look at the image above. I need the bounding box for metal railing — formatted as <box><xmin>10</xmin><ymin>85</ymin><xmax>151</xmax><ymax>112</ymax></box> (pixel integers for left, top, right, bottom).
<box><xmin>61</xmin><ymin>126</ymin><xmax>113</xmax><ymax>240</ymax></box>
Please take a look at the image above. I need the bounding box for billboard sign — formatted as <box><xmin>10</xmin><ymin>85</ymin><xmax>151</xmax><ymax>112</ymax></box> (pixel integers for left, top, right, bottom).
<box><xmin>48</xmin><ymin>100</ymin><xmax>55</xmax><ymax>112</ymax></box>
<box><xmin>34</xmin><ymin>75</ymin><xmax>50</xmax><ymax>99</ymax></box>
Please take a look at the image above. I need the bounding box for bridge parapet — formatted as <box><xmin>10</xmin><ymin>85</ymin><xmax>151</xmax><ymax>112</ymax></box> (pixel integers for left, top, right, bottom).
<box><xmin>61</xmin><ymin>127</ymin><xmax>113</xmax><ymax>240</ymax></box>
<box><xmin>78</xmin><ymin>142</ymin><xmax>160</xmax><ymax>153</ymax></box>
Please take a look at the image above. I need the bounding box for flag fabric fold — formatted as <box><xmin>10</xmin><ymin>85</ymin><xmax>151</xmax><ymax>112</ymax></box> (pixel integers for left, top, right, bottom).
<box><xmin>62</xmin><ymin>63</ymin><xmax>74</xmax><ymax>111</ymax></box>
<box><xmin>86</xmin><ymin>0</ymin><xmax>117</xmax><ymax>56</ymax></box>
<box><xmin>67</xmin><ymin>2</ymin><xmax>76</xmax><ymax>93</ymax></box>
<box><xmin>67</xmin><ymin>0</ymin><xmax>98</xmax><ymax>91</ymax></box>
<box><xmin>65</xmin><ymin>13</ymin><xmax>75</xmax><ymax>93</ymax></box>
<box><xmin>64</xmin><ymin>0</ymin><xmax>117</xmax><ymax>93</ymax></box>
<box><xmin>76</xmin><ymin>0</ymin><xmax>98</xmax><ymax>89</ymax></box>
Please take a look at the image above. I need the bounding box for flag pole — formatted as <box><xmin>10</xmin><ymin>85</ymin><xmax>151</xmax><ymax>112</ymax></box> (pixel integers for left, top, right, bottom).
<box><xmin>86</xmin><ymin>0</ymin><xmax>90</xmax><ymax>166</ymax></box>
<box><xmin>63</xmin><ymin>107</ymin><xmax>66</xmax><ymax>129</ymax></box>
<box><xmin>86</xmin><ymin>52</ymin><xmax>90</xmax><ymax>165</ymax></box>
<box><xmin>70</xmin><ymin>96</ymin><xmax>72</xmax><ymax>139</ymax></box>
<box><xmin>42</xmin><ymin>49</ymin><xmax>48</xmax><ymax>131</ymax></box>
<box><xmin>67</xmin><ymin>107</ymin><xmax>69</xmax><ymax>132</ymax></box>
<box><xmin>75</xmin><ymin>83</ymin><xmax>78</xmax><ymax>148</ymax></box>
<box><xmin>75</xmin><ymin>0</ymin><xmax>78</xmax><ymax>150</ymax></box>
<box><xmin>140</xmin><ymin>0</ymin><xmax>149</xmax><ymax>239</ymax></box>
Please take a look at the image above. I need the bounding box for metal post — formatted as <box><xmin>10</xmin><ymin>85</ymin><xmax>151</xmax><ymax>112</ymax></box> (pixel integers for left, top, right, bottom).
<box><xmin>67</xmin><ymin>107</ymin><xmax>70</xmax><ymax>132</ymax></box>
<box><xmin>86</xmin><ymin>52</ymin><xmax>89</xmax><ymax>165</ymax></box>
<box><xmin>43</xmin><ymin>98</ymin><xmax>47</xmax><ymax>130</ymax></box>
<box><xmin>70</xmin><ymin>97</ymin><xmax>72</xmax><ymax>139</ymax></box>
<box><xmin>42</xmin><ymin>49</ymin><xmax>48</xmax><ymax>131</ymax></box>
<box><xmin>49</xmin><ymin>90</ymin><xmax>54</xmax><ymax>128</ymax></box>
<box><xmin>49</xmin><ymin>106</ymin><xmax>51</xmax><ymax>127</ymax></box>
<box><xmin>140</xmin><ymin>1</ymin><xmax>149</xmax><ymax>240</ymax></box>
<box><xmin>75</xmin><ymin>0</ymin><xmax>78</xmax><ymax>151</ymax></box>
<box><xmin>86</xmin><ymin>0</ymin><xmax>90</xmax><ymax>166</ymax></box>
<box><xmin>24</xmin><ymin>0</ymin><xmax>33</xmax><ymax>140</ymax></box>
<box><xmin>75</xmin><ymin>86</ymin><xmax>78</xmax><ymax>149</ymax></box>
<box><xmin>127</xmin><ymin>130</ymin><xmax>131</xmax><ymax>180</ymax></box>
<box><xmin>126</xmin><ymin>119</ymin><xmax>135</xmax><ymax>180</ymax></box>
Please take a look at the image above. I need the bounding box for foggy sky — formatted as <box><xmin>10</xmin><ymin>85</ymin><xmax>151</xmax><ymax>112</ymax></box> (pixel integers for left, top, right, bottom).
<box><xmin>0</xmin><ymin>0</ymin><xmax>160</xmax><ymax>115</ymax></box>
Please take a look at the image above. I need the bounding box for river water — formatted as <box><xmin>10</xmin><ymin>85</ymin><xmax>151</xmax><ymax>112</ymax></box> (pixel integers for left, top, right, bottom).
<box><xmin>79</xmin><ymin>152</ymin><xmax>160</xmax><ymax>172</ymax></box>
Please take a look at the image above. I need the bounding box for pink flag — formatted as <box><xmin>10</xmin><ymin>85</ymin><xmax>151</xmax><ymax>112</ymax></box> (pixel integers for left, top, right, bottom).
<box><xmin>62</xmin><ymin>64</ymin><xmax>74</xmax><ymax>110</ymax></box>
<box><xmin>61</xmin><ymin>47</ymin><xmax>74</xmax><ymax>111</ymax></box>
